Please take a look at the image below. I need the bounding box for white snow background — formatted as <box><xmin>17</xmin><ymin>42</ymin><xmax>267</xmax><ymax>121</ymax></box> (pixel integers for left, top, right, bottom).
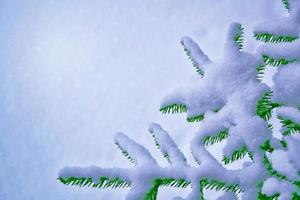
<box><xmin>0</xmin><ymin>0</ymin><xmax>287</xmax><ymax>199</ymax></box>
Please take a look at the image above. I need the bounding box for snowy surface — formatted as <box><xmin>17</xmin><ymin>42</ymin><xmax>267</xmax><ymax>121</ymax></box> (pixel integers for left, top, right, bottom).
<box><xmin>0</xmin><ymin>0</ymin><xmax>289</xmax><ymax>200</ymax></box>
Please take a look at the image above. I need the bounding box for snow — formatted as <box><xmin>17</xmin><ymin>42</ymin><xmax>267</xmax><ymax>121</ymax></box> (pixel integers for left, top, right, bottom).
<box><xmin>181</xmin><ymin>36</ymin><xmax>210</xmax><ymax>74</ymax></box>
<box><xmin>114</xmin><ymin>132</ymin><xmax>157</xmax><ymax>166</ymax></box>
<box><xmin>262</xmin><ymin>177</ymin><xmax>295</xmax><ymax>200</ymax></box>
<box><xmin>276</xmin><ymin>106</ymin><xmax>300</xmax><ymax>124</ymax></box>
<box><xmin>272</xmin><ymin>63</ymin><xmax>300</xmax><ymax>107</ymax></box>
<box><xmin>217</xmin><ymin>192</ymin><xmax>237</xmax><ymax>200</ymax></box>
<box><xmin>149</xmin><ymin>123</ymin><xmax>187</xmax><ymax>166</ymax></box>
<box><xmin>269</xmin><ymin>150</ymin><xmax>298</xmax><ymax>179</ymax></box>
<box><xmin>254</xmin><ymin>0</ymin><xmax>300</xmax><ymax>37</ymax></box>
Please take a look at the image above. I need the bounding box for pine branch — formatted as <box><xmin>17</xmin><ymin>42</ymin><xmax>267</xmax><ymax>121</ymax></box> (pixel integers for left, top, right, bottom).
<box><xmin>260</xmin><ymin>140</ymin><xmax>288</xmax><ymax>154</ymax></box>
<box><xmin>294</xmin><ymin>181</ymin><xmax>300</xmax><ymax>190</ymax></box>
<box><xmin>256</xmin><ymin>65</ymin><xmax>266</xmax><ymax>82</ymax></box>
<box><xmin>234</xmin><ymin>25</ymin><xmax>244</xmax><ymax>50</ymax></box>
<box><xmin>292</xmin><ymin>193</ymin><xmax>300</xmax><ymax>200</ymax></box>
<box><xmin>256</xmin><ymin>91</ymin><xmax>282</xmax><ymax>121</ymax></box>
<box><xmin>262</xmin><ymin>155</ymin><xmax>300</xmax><ymax>197</ymax></box>
<box><xmin>187</xmin><ymin>114</ymin><xmax>204</xmax><ymax>123</ymax></box>
<box><xmin>254</xmin><ymin>33</ymin><xmax>298</xmax><ymax>43</ymax></box>
<box><xmin>222</xmin><ymin>146</ymin><xmax>253</xmax><ymax>165</ymax></box>
<box><xmin>282</xmin><ymin>0</ymin><xmax>290</xmax><ymax>11</ymax></box>
<box><xmin>149</xmin><ymin>130</ymin><xmax>171</xmax><ymax>163</ymax></box>
<box><xmin>115</xmin><ymin>141</ymin><xmax>135</xmax><ymax>164</ymax></box>
<box><xmin>144</xmin><ymin>178</ymin><xmax>190</xmax><ymax>200</ymax></box>
<box><xmin>58</xmin><ymin>176</ymin><xmax>130</xmax><ymax>189</ymax></box>
<box><xmin>279</xmin><ymin>140</ymin><xmax>288</xmax><ymax>148</ymax></box>
<box><xmin>257</xmin><ymin>192</ymin><xmax>280</xmax><ymax>200</ymax></box>
<box><xmin>256</xmin><ymin>182</ymin><xmax>281</xmax><ymax>200</ymax></box>
<box><xmin>202</xmin><ymin>129</ymin><xmax>229</xmax><ymax>146</ymax></box>
<box><xmin>262</xmin><ymin>54</ymin><xmax>295</xmax><ymax>67</ymax></box>
<box><xmin>148</xmin><ymin>123</ymin><xmax>187</xmax><ymax>166</ymax></box>
<box><xmin>260</xmin><ymin>140</ymin><xmax>274</xmax><ymax>153</ymax></box>
<box><xmin>160</xmin><ymin>103</ymin><xmax>187</xmax><ymax>114</ymax></box>
<box><xmin>200</xmin><ymin>178</ymin><xmax>243</xmax><ymax>193</ymax></box>
<box><xmin>277</xmin><ymin>116</ymin><xmax>300</xmax><ymax>136</ymax></box>
<box><xmin>180</xmin><ymin>37</ymin><xmax>209</xmax><ymax>77</ymax></box>
<box><xmin>263</xmin><ymin>155</ymin><xmax>290</xmax><ymax>181</ymax></box>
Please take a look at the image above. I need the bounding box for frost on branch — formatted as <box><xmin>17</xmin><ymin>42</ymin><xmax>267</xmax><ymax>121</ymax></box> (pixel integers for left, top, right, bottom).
<box><xmin>58</xmin><ymin>1</ymin><xmax>300</xmax><ymax>199</ymax></box>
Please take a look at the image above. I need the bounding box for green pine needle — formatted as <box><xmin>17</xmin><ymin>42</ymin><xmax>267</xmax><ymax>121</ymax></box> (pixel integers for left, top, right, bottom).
<box><xmin>256</xmin><ymin>91</ymin><xmax>282</xmax><ymax>121</ymax></box>
<box><xmin>144</xmin><ymin>178</ymin><xmax>190</xmax><ymax>200</ymax></box>
<box><xmin>115</xmin><ymin>141</ymin><xmax>135</xmax><ymax>164</ymax></box>
<box><xmin>234</xmin><ymin>25</ymin><xmax>244</xmax><ymax>50</ymax></box>
<box><xmin>277</xmin><ymin>116</ymin><xmax>300</xmax><ymax>136</ymax></box>
<box><xmin>222</xmin><ymin>146</ymin><xmax>253</xmax><ymax>165</ymax></box>
<box><xmin>200</xmin><ymin>178</ymin><xmax>243</xmax><ymax>194</ymax></box>
<box><xmin>187</xmin><ymin>114</ymin><xmax>204</xmax><ymax>123</ymax></box>
<box><xmin>58</xmin><ymin>176</ymin><xmax>130</xmax><ymax>189</ymax></box>
<box><xmin>263</xmin><ymin>155</ymin><xmax>300</xmax><ymax>190</ymax></box>
<box><xmin>294</xmin><ymin>181</ymin><xmax>300</xmax><ymax>190</ymax></box>
<box><xmin>256</xmin><ymin>65</ymin><xmax>266</xmax><ymax>82</ymax></box>
<box><xmin>202</xmin><ymin>129</ymin><xmax>229</xmax><ymax>146</ymax></box>
<box><xmin>260</xmin><ymin>140</ymin><xmax>274</xmax><ymax>153</ymax></box>
<box><xmin>254</xmin><ymin>33</ymin><xmax>297</xmax><ymax>43</ymax></box>
<box><xmin>160</xmin><ymin>103</ymin><xmax>188</xmax><ymax>114</ymax></box>
<box><xmin>181</xmin><ymin>41</ymin><xmax>204</xmax><ymax>77</ymax></box>
<box><xmin>262</xmin><ymin>54</ymin><xmax>295</xmax><ymax>67</ymax></box>
<box><xmin>280</xmin><ymin>140</ymin><xmax>288</xmax><ymax>148</ymax></box>
<box><xmin>149</xmin><ymin>129</ymin><xmax>171</xmax><ymax>163</ymax></box>
<box><xmin>263</xmin><ymin>155</ymin><xmax>289</xmax><ymax>181</ymax></box>
<box><xmin>257</xmin><ymin>182</ymin><xmax>280</xmax><ymax>200</ymax></box>
<box><xmin>258</xmin><ymin>192</ymin><xmax>280</xmax><ymax>200</ymax></box>
<box><xmin>292</xmin><ymin>193</ymin><xmax>300</xmax><ymax>200</ymax></box>
<box><xmin>187</xmin><ymin>108</ymin><xmax>221</xmax><ymax>123</ymax></box>
<box><xmin>282</xmin><ymin>0</ymin><xmax>290</xmax><ymax>11</ymax></box>
<box><xmin>260</xmin><ymin>139</ymin><xmax>288</xmax><ymax>151</ymax></box>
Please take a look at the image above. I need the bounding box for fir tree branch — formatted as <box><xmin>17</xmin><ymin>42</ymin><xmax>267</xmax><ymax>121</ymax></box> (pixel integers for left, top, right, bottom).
<box><xmin>160</xmin><ymin>103</ymin><xmax>188</xmax><ymax>114</ymax></box>
<box><xmin>256</xmin><ymin>182</ymin><xmax>280</xmax><ymax>200</ymax></box>
<box><xmin>282</xmin><ymin>0</ymin><xmax>290</xmax><ymax>12</ymax></box>
<box><xmin>115</xmin><ymin>141</ymin><xmax>136</xmax><ymax>164</ymax></box>
<box><xmin>277</xmin><ymin>116</ymin><xmax>300</xmax><ymax>136</ymax></box>
<box><xmin>144</xmin><ymin>178</ymin><xmax>190</xmax><ymax>200</ymax></box>
<box><xmin>149</xmin><ymin>130</ymin><xmax>170</xmax><ymax>162</ymax></box>
<box><xmin>187</xmin><ymin>114</ymin><xmax>204</xmax><ymax>123</ymax></box>
<box><xmin>202</xmin><ymin>129</ymin><xmax>229</xmax><ymax>146</ymax></box>
<box><xmin>263</xmin><ymin>155</ymin><xmax>290</xmax><ymax>182</ymax></box>
<box><xmin>256</xmin><ymin>65</ymin><xmax>266</xmax><ymax>82</ymax></box>
<box><xmin>262</xmin><ymin>54</ymin><xmax>296</xmax><ymax>67</ymax></box>
<box><xmin>254</xmin><ymin>33</ymin><xmax>298</xmax><ymax>43</ymax></box>
<box><xmin>256</xmin><ymin>91</ymin><xmax>282</xmax><ymax>121</ymax></box>
<box><xmin>180</xmin><ymin>37</ymin><xmax>210</xmax><ymax>77</ymax></box>
<box><xmin>260</xmin><ymin>140</ymin><xmax>274</xmax><ymax>153</ymax></box>
<box><xmin>58</xmin><ymin>176</ymin><xmax>130</xmax><ymax>189</ymax></box>
<box><xmin>292</xmin><ymin>193</ymin><xmax>300</xmax><ymax>200</ymax></box>
<box><xmin>222</xmin><ymin>146</ymin><xmax>253</xmax><ymax>165</ymax></box>
<box><xmin>257</xmin><ymin>192</ymin><xmax>280</xmax><ymax>200</ymax></box>
<box><xmin>200</xmin><ymin>178</ymin><xmax>243</xmax><ymax>193</ymax></box>
<box><xmin>234</xmin><ymin>24</ymin><xmax>244</xmax><ymax>50</ymax></box>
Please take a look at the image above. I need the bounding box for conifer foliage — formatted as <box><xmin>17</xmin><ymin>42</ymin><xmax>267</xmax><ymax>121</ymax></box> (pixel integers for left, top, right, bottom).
<box><xmin>58</xmin><ymin>0</ymin><xmax>300</xmax><ymax>199</ymax></box>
